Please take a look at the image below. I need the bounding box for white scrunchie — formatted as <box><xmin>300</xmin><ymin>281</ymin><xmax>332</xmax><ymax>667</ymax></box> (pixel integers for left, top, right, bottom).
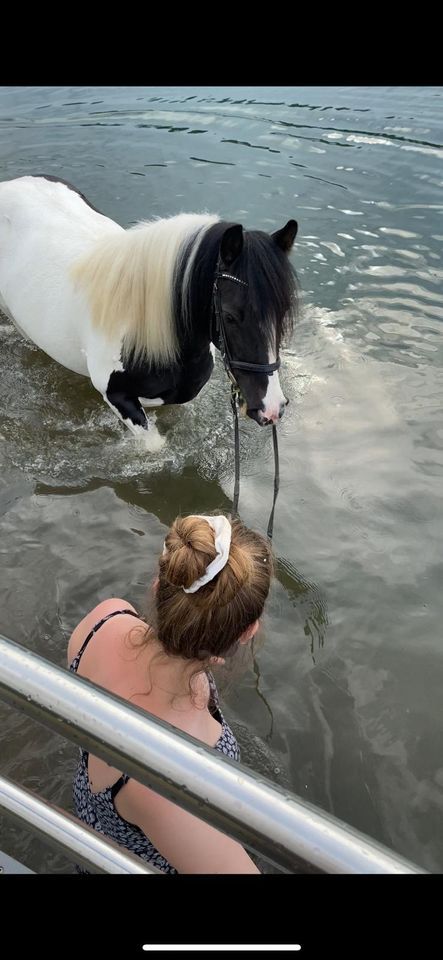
<box><xmin>163</xmin><ymin>515</ymin><xmax>232</xmax><ymax>594</ymax></box>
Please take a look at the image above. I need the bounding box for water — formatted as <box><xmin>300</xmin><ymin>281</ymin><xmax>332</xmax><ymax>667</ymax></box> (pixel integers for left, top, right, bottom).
<box><xmin>0</xmin><ymin>85</ymin><xmax>442</xmax><ymax>873</ymax></box>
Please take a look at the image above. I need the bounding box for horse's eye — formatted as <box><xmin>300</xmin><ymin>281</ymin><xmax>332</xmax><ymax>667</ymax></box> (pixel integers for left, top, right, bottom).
<box><xmin>225</xmin><ymin>313</ymin><xmax>237</xmax><ymax>324</ymax></box>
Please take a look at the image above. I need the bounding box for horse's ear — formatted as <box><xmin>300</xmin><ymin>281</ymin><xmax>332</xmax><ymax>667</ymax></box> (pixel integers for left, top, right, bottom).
<box><xmin>220</xmin><ymin>224</ymin><xmax>244</xmax><ymax>266</ymax></box>
<box><xmin>272</xmin><ymin>219</ymin><xmax>298</xmax><ymax>252</ymax></box>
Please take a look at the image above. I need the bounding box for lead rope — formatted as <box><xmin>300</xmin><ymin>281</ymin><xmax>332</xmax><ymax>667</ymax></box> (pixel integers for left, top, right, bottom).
<box><xmin>231</xmin><ymin>386</ymin><xmax>241</xmax><ymax>517</ymax></box>
<box><xmin>267</xmin><ymin>424</ymin><xmax>280</xmax><ymax>540</ymax></box>
<box><xmin>213</xmin><ymin>269</ymin><xmax>281</xmax><ymax>541</ymax></box>
<box><xmin>230</xmin><ymin>384</ymin><xmax>280</xmax><ymax>541</ymax></box>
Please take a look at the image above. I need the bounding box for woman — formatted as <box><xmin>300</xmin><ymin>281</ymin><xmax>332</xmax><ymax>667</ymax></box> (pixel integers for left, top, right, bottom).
<box><xmin>67</xmin><ymin>513</ymin><xmax>273</xmax><ymax>873</ymax></box>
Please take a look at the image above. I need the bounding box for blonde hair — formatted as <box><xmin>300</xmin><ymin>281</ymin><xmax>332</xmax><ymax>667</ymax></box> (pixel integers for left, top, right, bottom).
<box><xmin>153</xmin><ymin>514</ymin><xmax>273</xmax><ymax>661</ymax></box>
<box><xmin>72</xmin><ymin>213</ymin><xmax>219</xmax><ymax>364</ymax></box>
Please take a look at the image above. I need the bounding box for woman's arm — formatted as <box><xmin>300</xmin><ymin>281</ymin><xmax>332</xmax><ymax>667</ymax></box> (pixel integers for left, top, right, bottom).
<box><xmin>117</xmin><ymin>780</ymin><xmax>261</xmax><ymax>874</ymax></box>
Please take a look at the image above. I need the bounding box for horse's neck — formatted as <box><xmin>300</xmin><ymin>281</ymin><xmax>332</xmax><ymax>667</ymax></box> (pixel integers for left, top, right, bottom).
<box><xmin>178</xmin><ymin>319</ymin><xmax>211</xmax><ymax>360</ymax></box>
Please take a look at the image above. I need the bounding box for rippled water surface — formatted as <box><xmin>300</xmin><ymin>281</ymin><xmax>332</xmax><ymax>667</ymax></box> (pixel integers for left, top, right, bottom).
<box><xmin>1</xmin><ymin>86</ymin><xmax>442</xmax><ymax>872</ymax></box>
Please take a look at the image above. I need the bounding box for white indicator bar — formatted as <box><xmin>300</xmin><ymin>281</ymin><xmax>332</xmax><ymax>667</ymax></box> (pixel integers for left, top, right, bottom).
<box><xmin>142</xmin><ymin>947</ymin><xmax>302</xmax><ymax>953</ymax></box>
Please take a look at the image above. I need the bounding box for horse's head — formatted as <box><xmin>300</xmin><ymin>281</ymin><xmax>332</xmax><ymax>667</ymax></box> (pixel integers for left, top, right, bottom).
<box><xmin>216</xmin><ymin>218</ymin><xmax>298</xmax><ymax>426</ymax></box>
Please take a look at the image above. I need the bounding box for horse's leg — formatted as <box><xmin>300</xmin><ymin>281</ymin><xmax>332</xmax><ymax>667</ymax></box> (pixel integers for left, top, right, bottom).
<box><xmin>104</xmin><ymin>389</ymin><xmax>165</xmax><ymax>452</ymax></box>
<box><xmin>86</xmin><ymin>346</ymin><xmax>165</xmax><ymax>451</ymax></box>
<box><xmin>105</xmin><ymin>389</ymin><xmax>147</xmax><ymax>430</ymax></box>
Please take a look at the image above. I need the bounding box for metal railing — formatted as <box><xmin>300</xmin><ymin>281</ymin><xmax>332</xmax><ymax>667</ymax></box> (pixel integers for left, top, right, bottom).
<box><xmin>0</xmin><ymin>774</ymin><xmax>156</xmax><ymax>873</ymax></box>
<box><xmin>0</xmin><ymin>848</ymin><xmax>34</xmax><ymax>874</ymax></box>
<box><xmin>0</xmin><ymin>634</ymin><xmax>426</xmax><ymax>874</ymax></box>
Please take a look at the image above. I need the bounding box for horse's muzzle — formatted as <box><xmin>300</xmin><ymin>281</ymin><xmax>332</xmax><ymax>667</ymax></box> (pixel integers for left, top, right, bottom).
<box><xmin>247</xmin><ymin>398</ymin><xmax>289</xmax><ymax>426</ymax></box>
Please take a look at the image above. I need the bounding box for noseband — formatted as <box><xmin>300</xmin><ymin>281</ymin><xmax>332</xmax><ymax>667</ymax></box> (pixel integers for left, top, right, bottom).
<box><xmin>211</xmin><ymin>265</ymin><xmax>280</xmax><ymax>540</ymax></box>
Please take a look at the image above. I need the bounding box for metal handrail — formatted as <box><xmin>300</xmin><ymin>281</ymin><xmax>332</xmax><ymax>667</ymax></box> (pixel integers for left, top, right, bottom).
<box><xmin>0</xmin><ymin>849</ymin><xmax>34</xmax><ymax>874</ymax></box>
<box><xmin>0</xmin><ymin>774</ymin><xmax>156</xmax><ymax>873</ymax></box>
<box><xmin>0</xmin><ymin>634</ymin><xmax>426</xmax><ymax>874</ymax></box>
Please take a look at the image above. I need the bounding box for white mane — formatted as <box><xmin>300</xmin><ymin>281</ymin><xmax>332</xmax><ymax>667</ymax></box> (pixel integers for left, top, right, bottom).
<box><xmin>73</xmin><ymin>212</ymin><xmax>219</xmax><ymax>363</ymax></box>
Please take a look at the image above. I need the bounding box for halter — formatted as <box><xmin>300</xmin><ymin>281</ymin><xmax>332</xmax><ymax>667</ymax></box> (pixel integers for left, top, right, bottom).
<box><xmin>211</xmin><ymin>265</ymin><xmax>280</xmax><ymax>540</ymax></box>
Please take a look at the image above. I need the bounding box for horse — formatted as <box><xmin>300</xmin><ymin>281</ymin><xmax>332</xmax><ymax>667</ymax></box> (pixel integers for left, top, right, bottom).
<box><xmin>0</xmin><ymin>175</ymin><xmax>298</xmax><ymax>451</ymax></box>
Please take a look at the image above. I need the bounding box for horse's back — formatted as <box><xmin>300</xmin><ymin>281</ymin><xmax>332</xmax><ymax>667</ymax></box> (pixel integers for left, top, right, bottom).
<box><xmin>0</xmin><ymin>176</ymin><xmax>121</xmax><ymax>374</ymax></box>
<box><xmin>0</xmin><ymin>175</ymin><xmax>117</xmax><ymax>242</ymax></box>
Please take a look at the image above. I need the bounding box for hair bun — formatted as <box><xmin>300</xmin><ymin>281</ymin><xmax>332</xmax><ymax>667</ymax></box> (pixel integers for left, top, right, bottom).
<box><xmin>161</xmin><ymin>516</ymin><xmax>217</xmax><ymax>590</ymax></box>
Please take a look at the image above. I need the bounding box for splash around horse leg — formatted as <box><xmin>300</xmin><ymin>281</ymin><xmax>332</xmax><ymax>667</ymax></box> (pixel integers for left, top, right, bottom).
<box><xmin>104</xmin><ymin>391</ymin><xmax>166</xmax><ymax>452</ymax></box>
<box><xmin>132</xmin><ymin>416</ymin><xmax>165</xmax><ymax>453</ymax></box>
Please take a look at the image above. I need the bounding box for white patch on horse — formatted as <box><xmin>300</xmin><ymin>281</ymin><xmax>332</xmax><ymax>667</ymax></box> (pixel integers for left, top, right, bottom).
<box><xmin>262</xmin><ymin>347</ymin><xmax>286</xmax><ymax>423</ymax></box>
<box><xmin>85</xmin><ymin>329</ymin><xmax>124</xmax><ymax>395</ymax></box>
<box><xmin>0</xmin><ymin>176</ymin><xmax>122</xmax><ymax>377</ymax></box>
<box><xmin>140</xmin><ymin>397</ymin><xmax>164</xmax><ymax>408</ymax></box>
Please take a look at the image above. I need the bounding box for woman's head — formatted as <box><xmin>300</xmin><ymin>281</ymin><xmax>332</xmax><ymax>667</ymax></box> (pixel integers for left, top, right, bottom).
<box><xmin>154</xmin><ymin>514</ymin><xmax>273</xmax><ymax>663</ymax></box>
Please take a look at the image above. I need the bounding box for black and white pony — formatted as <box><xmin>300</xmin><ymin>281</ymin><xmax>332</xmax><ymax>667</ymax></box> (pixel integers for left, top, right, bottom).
<box><xmin>0</xmin><ymin>175</ymin><xmax>298</xmax><ymax>451</ymax></box>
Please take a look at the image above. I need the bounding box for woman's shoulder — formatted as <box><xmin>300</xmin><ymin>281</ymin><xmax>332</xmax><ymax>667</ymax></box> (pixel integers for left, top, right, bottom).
<box><xmin>67</xmin><ymin>598</ymin><xmax>141</xmax><ymax>665</ymax></box>
<box><xmin>86</xmin><ymin>598</ymin><xmax>139</xmax><ymax>622</ymax></box>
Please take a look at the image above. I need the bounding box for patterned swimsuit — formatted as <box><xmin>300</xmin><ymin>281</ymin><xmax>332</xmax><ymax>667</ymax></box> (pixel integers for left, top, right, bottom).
<box><xmin>70</xmin><ymin>609</ymin><xmax>240</xmax><ymax>874</ymax></box>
